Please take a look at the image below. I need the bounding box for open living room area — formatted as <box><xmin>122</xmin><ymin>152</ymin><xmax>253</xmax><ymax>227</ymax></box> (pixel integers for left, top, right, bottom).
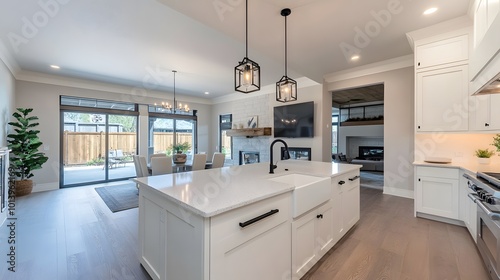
<box><xmin>331</xmin><ymin>84</ymin><xmax>385</xmax><ymax>190</ymax></box>
<box><xmin>2</xmin><ymin>0</ymin><xmax>498</xmax><ymax>279</ymax></box>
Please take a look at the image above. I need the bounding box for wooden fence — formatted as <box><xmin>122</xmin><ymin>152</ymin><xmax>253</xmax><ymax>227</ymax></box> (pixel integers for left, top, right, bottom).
<box><xmin>63</xmin><ymin>131</ymin><xmax>193</xmax><ymax>165</ymax></box>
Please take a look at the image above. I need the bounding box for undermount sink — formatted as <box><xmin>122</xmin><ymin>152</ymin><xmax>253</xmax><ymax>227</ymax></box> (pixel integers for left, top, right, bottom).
<box><xmin>268</xmin><ymin>174</ymin><xmax>331</xmax><ymax>218</ymax></box>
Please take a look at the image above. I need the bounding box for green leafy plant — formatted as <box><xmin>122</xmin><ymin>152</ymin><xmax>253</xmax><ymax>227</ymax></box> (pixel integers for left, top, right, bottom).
<box><xmin>86</xmin><ymin>157</ymin><xmax>105</xmax><ymax>166</ymax></box>
<box><xmin>169</xmin><ymin>142</ymin><xmax>191</xmax><ymax>154</ymax></box>
<box><xmin>7</xmin><ymin>108</ymin><xmax>49</xmax><ymax>180</ymax></box>
<box><xmin>475</xmin><ymin>148</ymin><xmax>495</xmax><ymax>158</ymax></box>
<box><xmin>493</xmin><ymin>134</ymin><xmax>500</xmax><ymax>152</ymax></box>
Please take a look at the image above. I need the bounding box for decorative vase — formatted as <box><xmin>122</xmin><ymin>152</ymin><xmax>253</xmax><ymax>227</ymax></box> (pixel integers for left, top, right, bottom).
<box><xmin>15</xmin><ymin>179</ymin><xmax>33</xmax><ymax>196</ymax></box>
<box><xmin>173</xmin><ymin>153</ymin><xmax>187</xmax><ymax>164</ymax></box>
<box><xmin>478</xmin><ymin>157</ymin><xmax>491</xmax><ymax>165</ymax></box>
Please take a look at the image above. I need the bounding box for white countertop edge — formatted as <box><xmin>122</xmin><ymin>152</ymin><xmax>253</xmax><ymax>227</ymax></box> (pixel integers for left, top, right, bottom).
<box><xmin>413</xmin><ymin>161</ymin><xmax>500</xmax><ymax>175</ymax></box>
<box><xmin>134</xmin><ymin>161</ymin><xmax>361</xmax><ymax>218</ymax></box>
<box><xmin>135</xmin><ymin>180</ymin><xmax>295</xmax><ymax>218</ymax></box>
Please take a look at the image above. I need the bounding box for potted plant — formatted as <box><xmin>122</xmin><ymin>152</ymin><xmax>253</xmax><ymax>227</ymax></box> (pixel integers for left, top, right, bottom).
<box><xmin>7</xmin><ymin>108</ymin><xmax>49</xmax><ymax>196</ymax></box>
<box><xmin>493</xmin><ymin>134</ymin><xmax>500</xmax><ymax>153</ymax></box>
<box><xmin>170</xmin><ymin>142</ymin><xmax>191</xmax><ymax>163</ymax></box>
<box><xmin>475</xmin><ymin>148</ymin><xmax>495</xmax><ymax>164</ymax></box>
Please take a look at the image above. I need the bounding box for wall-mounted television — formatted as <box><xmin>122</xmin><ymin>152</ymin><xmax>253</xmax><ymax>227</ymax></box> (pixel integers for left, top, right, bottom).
<box><xmin>274</xmin><ymin>101</ymin><xmax>314</xmax><ymax>138</ymax></box>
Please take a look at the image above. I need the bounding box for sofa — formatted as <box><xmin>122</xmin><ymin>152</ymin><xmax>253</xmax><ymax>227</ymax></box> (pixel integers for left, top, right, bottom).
<box><xmin>350</xmin><ymin>159</ymin><xmax>384</xmax><ymax>172</ymax></box>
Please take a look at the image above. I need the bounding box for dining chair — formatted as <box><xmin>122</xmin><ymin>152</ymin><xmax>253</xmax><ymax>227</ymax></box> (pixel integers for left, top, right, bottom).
<box><xmin>150</xmin><ymin>153</ymin><xmax>166</xmax><ymax>163</ymax></box>
<box><xmin>211</xmin><ymin>153</ymin><xmax>225</xmax><ymax>169</ymax></box>
<box><xmin>151</xmin><ymin>156</ymin><xmax>173</xmax><ymax>175</ymax></box>
<box><xmin>133</xmin><ymin>155</ymin><xmax>143</xmax><ymax>177</ymax></box>
<box><xmin>191</xmin><ymin>153</ymin><xmax>207</xmax><ymax>171</ymax></box>
<box><xmin>138</xmin><ymin>156</ymin><xmax>150</xmax><ymax>176</ymax></box>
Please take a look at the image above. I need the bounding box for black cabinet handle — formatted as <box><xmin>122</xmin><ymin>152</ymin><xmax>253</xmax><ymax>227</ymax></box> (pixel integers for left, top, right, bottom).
<box><xmin>338</xmin><ymin>180</ymin><xmax>345</xmax><ymax>185</ymax></box>
<box><xmin>316</xmin><ymin>214</ymin><xmax>323</xmax><ymax>219</ymax></box>
<box><xmin>349</xmin><ymin>175</ymin><xmax>360</xmax><ymax>181</ymax></box>
<box><xmin>418</xmin><ymin>178</ymin><xmax>421</xmax><ymax>182</ymax></box>
<box><xmin>417</xmin><ymin>125</ymin><xmax>421</xmax><ymax>129</ymax></box>
<box><xmin>239</xmin><ymin>209</ymin><xmax>279</xmax><ymax>228</ymax></box>
<box><xmin>418</xmin><ymin>62</ymin><xmax>421</xmax><ymax>66</ymax></box>
<box><xmin>486</xmin><ymin>123</ymin><xmax>490</xmax><ymax>127</ymax></box>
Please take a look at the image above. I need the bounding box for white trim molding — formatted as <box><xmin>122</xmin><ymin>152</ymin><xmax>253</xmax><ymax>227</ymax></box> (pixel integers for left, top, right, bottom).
<box><xmin>323</xmin><ymin>55</ymin><xmax>414</xmax><ymax>83</ymax></box>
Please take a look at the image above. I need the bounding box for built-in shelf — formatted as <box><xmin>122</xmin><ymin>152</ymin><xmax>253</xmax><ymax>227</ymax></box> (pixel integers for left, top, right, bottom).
<box><xmin>340</xmin><ymin>119</ymin><xmax>384</xmax><ymax>126</ymax></box>
<box><xmin>226</xmin><ymin>127</ymin><xmax>272</xmax><ymax>138</ymax></box>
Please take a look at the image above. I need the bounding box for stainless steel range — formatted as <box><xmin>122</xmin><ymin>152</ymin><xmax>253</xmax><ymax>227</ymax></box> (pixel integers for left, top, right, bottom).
<box><xmin>464</xmin><ymin>171</ymin><xmax>500</xmax><ymax>280</ymax></box>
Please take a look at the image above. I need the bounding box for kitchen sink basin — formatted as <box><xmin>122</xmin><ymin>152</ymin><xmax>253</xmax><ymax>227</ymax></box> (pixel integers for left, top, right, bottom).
<box><xmin>269</xmin><ymin>174</ymin><xmax>331</xmax><ymax>218</ymax></box>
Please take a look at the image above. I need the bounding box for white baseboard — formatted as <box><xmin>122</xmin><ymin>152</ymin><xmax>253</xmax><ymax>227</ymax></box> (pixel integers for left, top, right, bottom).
<box><xmin>383</xmin><ymin>186</ymin><xmax>414</xmax><ymax>199</ymax></box>
<box><xmin>33</xmin><ymin>182</ymin><xmax>59</xmax><ymax>192</ymax></box>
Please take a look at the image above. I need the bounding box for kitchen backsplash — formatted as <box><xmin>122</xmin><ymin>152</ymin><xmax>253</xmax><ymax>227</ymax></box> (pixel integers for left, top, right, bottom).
<box><xmin>415</xmin><ymin>133</ymin><xmax>500</xmax><ymax>164</ymax></box>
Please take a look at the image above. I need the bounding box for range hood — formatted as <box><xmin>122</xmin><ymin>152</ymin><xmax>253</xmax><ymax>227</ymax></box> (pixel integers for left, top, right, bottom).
<box><xmin>476</xmin><ymin>74</ymin><xmax>500</xmax><ymax>95</ymax></box>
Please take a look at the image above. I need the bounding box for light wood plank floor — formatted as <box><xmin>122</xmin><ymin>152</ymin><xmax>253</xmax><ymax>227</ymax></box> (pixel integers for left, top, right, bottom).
<box><xmin>0</xmin><ymin>184</ymin><xmax>489</xmax><ymax>280</ymax></box>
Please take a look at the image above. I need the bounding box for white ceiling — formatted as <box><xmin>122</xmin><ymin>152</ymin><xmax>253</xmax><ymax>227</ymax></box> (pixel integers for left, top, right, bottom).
<box><xmin>0</xmin><ymin>0</ymin><xmax>472</xmax><ymax>99</ymax></box>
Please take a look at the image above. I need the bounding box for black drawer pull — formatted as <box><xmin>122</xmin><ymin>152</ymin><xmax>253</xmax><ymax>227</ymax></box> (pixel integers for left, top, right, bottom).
<box><xmin>338</xmin><ymin>180</ymin><xmax>345</xmax><ymax>185</ymax></box>
<box><xmin>316</xmin><ymin>214</ymin><xmax>323</xmax><ymax>219</ymax></box>
<box><xmin>349</xmin><ymin>176</ymin><xmax>360</xmax><ymax>181</ymax></box>
<box><xmin>239</xmin><ymin>209</ymin><xmax>279</xmax><ymax>228</ymax></box>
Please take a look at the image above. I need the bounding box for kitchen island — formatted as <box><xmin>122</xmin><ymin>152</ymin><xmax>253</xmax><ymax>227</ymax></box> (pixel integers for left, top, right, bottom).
<box><xmin>134</xmin><ymin>160</ymin><xmax>361</xmax><ymax>280</ymax></box>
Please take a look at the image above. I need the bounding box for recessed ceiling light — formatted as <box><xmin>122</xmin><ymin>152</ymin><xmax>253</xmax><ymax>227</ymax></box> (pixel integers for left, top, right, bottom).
<box><xmin>50</xmin><ymin>65</ymin><xmax>60</xmax><ymax>69</ymax></box>
<box><xmin>351</xmin><ymin>55</ymin><xmax>360</xmax><ymax>61</ymax></box>
<box><xmin>423</xmin><ymin>7</ymin><xmax>438</xmax><ymax>15</ymax></box>
<box><xmin>204</xmin><ymin>91</ymin><xmax>210</xmax><ymax>95</ymax></box>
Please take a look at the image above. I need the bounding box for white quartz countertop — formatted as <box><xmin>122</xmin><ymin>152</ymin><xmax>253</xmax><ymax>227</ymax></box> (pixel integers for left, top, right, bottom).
<box><xmin>133</xmin><ymin>161</ymin><xmax>361</xmax><ymax>218</ymax></box>
<box><xmin>414</xmin><ymin>160</ymin><xmax>500</xmax><ymax>174</ymax></box>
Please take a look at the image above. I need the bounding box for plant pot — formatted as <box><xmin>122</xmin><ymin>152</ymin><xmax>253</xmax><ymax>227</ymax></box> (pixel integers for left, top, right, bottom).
<box><xmin>15</xmin><ymin>179</ymin><xmax>33</xmax><ymax>196</ymax></box>
<box><xmin>478</xmin><ymin>157</ymin><xmax>491</xmax><ymax>165</ymax></box>
<box><xmin>173</xmin><ymin>153</ymin><xmax>187</xmax><ymax>164</ymax></box>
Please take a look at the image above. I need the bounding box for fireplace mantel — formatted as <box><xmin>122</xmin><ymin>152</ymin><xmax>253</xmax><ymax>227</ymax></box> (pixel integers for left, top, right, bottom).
<box><xmin>226</xmin><ymin>127</ymin><xmax>272</xmax><ymax>138</ymax></box>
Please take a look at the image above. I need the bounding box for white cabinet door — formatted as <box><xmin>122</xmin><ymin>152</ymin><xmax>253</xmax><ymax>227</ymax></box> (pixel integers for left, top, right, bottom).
<box><xmin>292</xmin><ymin>210</ymin><xmax>317</xmax><ymax>279</ymax></box>
<box><xmin>316</xmin><ymin>201</ymin><xmax>335</xmax><ymax>257</ymax></box>
<box><xmin>342</xmin><ymin>177</ymin><xmax>361</xmax><ymax>230</ymax></box>
<box><xmin>333</xmin><ymin>171</ymin><xmax>360</xmax><ymax>237</ymax></box>
<box><xmin>415</xmin><ymin>176</ymin><xmax>459</xmax><ymax>219</ymax></box>
<box><xmin>416</xmin><ymin>65</ymin><xmax>469</xmax><ymax>132</ymax></box>
<box><xmin>416</xmin><ymin>34</ymin><xmax>469</xmax><ymax>70</ymax></box>
<box><xmin>291</xmin><ymin>200</ymin><xmax>335</xmax><ymax>279</ymax></box>
<box><xmin>470</xmin><ymin>94</ymin><xmax>500</xmax><ymax>130</ymax></box>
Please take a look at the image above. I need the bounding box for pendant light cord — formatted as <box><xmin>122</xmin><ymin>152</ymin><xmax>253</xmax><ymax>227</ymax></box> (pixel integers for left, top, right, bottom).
<box><xmin>173</xmin><ymin>70</ymin><xmax>176</xmax><ymax>110</ymax></box>
<box><xmin>245</xmin><ymin>0</ymin><xmax>248</xmax><ymax>58</ymax></box>
<box><xmin>284</xmin><ymin>14</ymin><xmax>287</xmax><ymax>76</ymax></box>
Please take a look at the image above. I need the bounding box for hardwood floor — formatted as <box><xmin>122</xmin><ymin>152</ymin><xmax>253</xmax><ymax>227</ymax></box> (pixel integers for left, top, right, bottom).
<box><xmin>303</xmin><ymin>187</ymin><xmax>489</xmax><ymax>280</ymax></box>
<box><xmin>0</xmin><ymin>184</ymin><xmax>489</xmax><ymax>280</ymax></box>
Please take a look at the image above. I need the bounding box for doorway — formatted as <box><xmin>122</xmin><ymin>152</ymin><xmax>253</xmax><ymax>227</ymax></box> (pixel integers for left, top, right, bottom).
<box><xmin>60</xmin><ymin>97</ymin><xmax>138</xmax><ymax>187</ymax></box>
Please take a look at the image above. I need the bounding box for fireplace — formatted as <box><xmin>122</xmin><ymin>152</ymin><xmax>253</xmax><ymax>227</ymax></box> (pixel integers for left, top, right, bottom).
<box><xmin>357</xmin><ymin>146</ymin><xmax>383</xmax><ymax>161</ymax></box>
<box><xmin>239</xmin><ymin>151</ymin><xmax>260</xmax><ymax>165</ymax></box>
<box><xmin>281</xmin><ymin>147</ymin><xmax>311</xmax><ymax>161</ymax></box>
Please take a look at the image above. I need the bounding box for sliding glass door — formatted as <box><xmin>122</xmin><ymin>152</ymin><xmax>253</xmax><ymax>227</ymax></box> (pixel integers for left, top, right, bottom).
<box><xmin>60</xmin><ymin>96</ymin><xmax>138</xmax><ymax>187</ymax></box>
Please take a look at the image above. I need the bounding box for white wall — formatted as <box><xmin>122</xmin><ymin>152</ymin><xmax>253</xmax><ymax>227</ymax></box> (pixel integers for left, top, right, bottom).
<box><xmin>211</xmin><ymin>84</ymin><xmax>324</xmax><ymax>165</ymax></box>
<box><xmin>15</xmin><ymin>79</ymin><xmax>212</xmax><ymax>191</ymax></box>
<box><xmin>324</xmin><ymin>67</ymin><xmax>415</xmax><ymax>198</ymax></box>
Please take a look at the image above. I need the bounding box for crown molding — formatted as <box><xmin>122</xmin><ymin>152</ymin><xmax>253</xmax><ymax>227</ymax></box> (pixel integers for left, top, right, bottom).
<box><xmin>16</xmin><ymin>70</ymin><xmax>213</xmax><ymax>105</ymax></box>
<box><xmin>0</xmin><ymin>41</ymin><xmax>21</xmax><ymax>77</ymax></box>
<box><xmin>406</xmin><ymin>15</ymin><xmax>472</xmax><ymax>50</ymax></box>
<box><xmin>323</xmin><ymin>55</ymin><xmax>414</xmax><ymax>84</ymax></box>
<box><xmin>211</xmin><ymin>77</ymin><xmax>319</xmax><ymax>104</ymax></box>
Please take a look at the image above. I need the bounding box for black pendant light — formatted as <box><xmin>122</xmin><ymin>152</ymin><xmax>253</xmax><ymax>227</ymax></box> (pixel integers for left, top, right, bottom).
<box><xmin>235</xmin><ymin>0</ymin><xmax>260</xmax><ymax>93</ymax></box>
<box><xmin>276</xmin><ymin>8</ymin><xmax>297</xmax><ymax>103</ymax></box>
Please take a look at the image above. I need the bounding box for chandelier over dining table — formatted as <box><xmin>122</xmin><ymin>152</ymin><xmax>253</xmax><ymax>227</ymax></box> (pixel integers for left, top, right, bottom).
<box><xmin>155</xmin><ymin>70</ymin><xmax>190</xmax><ymax>113</ymax></box>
